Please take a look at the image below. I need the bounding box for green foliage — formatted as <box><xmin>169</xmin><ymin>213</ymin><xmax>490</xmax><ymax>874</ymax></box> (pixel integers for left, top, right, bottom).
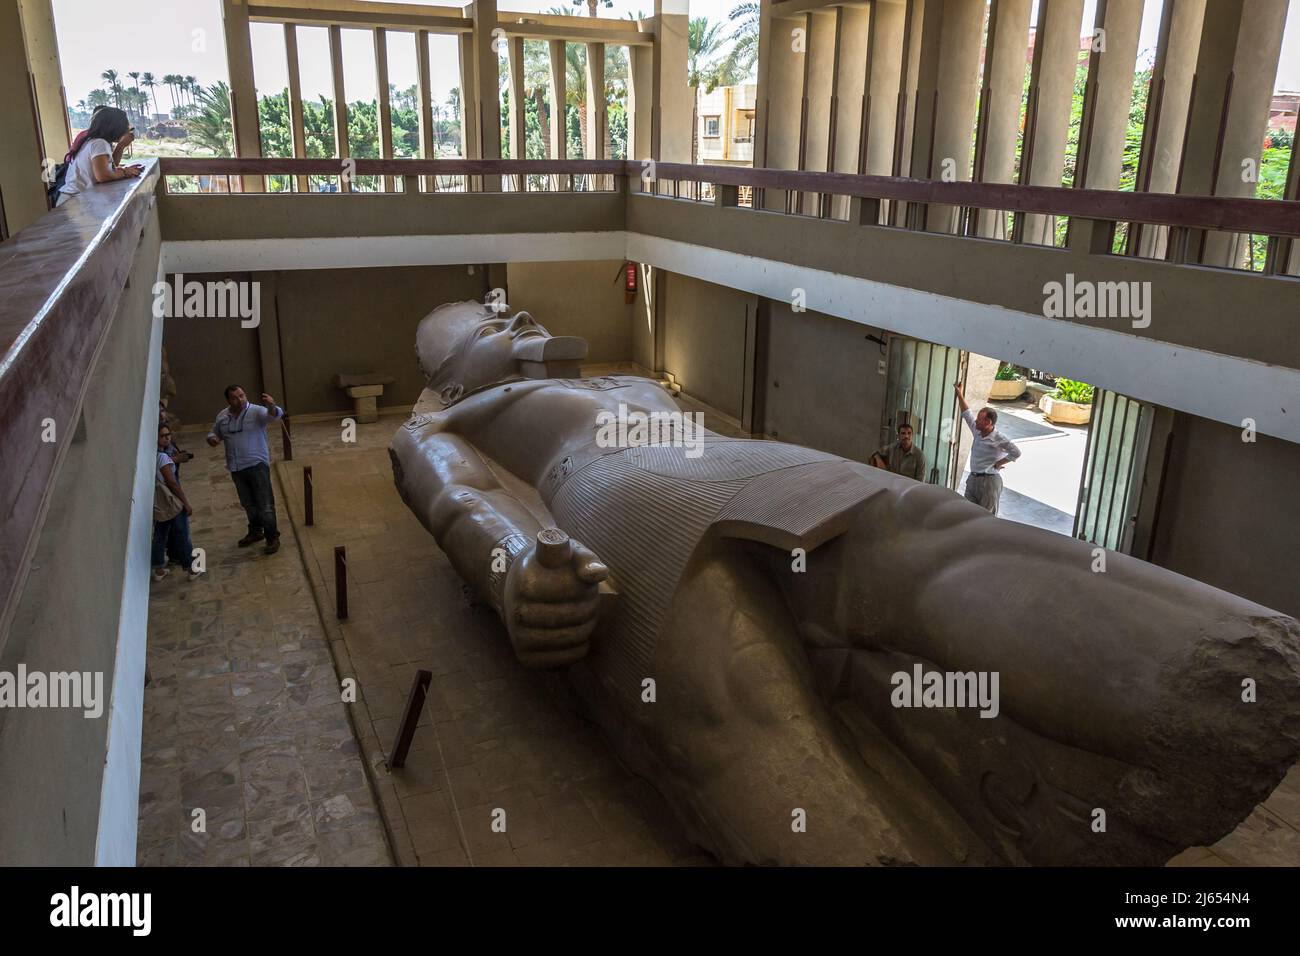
<box><xmin>186</xmin><ymin>81</ymin><xmax>234</xmax><ymax>157</ymax></box>
<box><xmin>995</xmin><ymin>363</ymin><xmax>1022</xmax><ymax>381</ymax></box>
<box><xmin>726</xmin><ymin>2</ymin><xmax>760</xmax><ymax>79</ymax></box>
<box><xmin>1051</xmin><ymin>378</ymin><xmax>1095</xmax><ymax>404</ymax></box>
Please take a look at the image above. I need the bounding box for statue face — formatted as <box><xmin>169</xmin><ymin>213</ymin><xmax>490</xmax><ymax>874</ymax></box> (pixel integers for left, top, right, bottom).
<box><xmin>436</xmin><ymin>310</ymin><xmax>550</xmax><ymax>403</ymax></box>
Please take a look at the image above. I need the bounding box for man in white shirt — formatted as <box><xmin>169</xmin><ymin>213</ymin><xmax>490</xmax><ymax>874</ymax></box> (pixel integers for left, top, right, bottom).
<box><xmin>954</xmin><ymin>382</ymin><xmax>1021</xmax><ymax>515</ymax></box>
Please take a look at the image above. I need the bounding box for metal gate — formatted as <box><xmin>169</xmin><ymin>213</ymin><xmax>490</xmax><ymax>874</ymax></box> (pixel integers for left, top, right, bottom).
<box><xmin>1072</xmin><ymin>389</ymin><xmax>1157</xmax><ymax>552</ymax></box>
<box><xmin>882</xmin><ymin>337</ymin><xmax>967</xmax><ymax>489</ymax></box>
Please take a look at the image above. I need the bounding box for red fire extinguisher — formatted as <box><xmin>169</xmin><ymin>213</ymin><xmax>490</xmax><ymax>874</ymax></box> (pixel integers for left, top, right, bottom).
<box><xmin>618</xmin><ymin>261</ymin><xmax>638</xmax><ymax>304</ymax></box>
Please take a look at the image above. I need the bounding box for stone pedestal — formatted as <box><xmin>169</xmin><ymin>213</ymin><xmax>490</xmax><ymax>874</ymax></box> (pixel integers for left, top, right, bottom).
<box><xmin>345</xmin><ymin>384</ymin><xmax>383</xmax><ymax>424</ymax></box>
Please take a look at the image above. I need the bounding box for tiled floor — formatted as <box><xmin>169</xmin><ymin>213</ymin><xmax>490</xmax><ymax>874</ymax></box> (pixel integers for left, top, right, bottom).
<box><xmin>139</xmin><ymin>393</ymin><xmax>1300</xmax><ymax>867</ymax></box>
<box><xmin>135</xmin><ymin>434</ymin><xmax>390</xmax><ymax>867</ymax></box>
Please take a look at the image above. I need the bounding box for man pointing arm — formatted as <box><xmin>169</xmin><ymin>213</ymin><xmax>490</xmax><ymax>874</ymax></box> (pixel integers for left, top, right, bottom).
<box><xmin>954</xmin><ymin>381</ymin><xmax>1020</xmax><ymax>515</ymax></box>
<box><xmin>207</xmin><ymin>385</ymin><xmax>285</xmax><ymax>554</ymax></box>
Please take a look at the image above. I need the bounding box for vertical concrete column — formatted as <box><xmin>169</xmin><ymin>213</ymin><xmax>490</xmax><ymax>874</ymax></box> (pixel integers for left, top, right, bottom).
<box><xmin>907</xmin><ymin>0</ymin><xmax>988</xmax><ymax>233</ymax></box>
<box><xmin>629</xmin><ymin>40</ymin><xmax>653</xmax><ymax>162</ymax></box>
<box><xmin>1179</xmin><ymin>0</ymin><xmax>1289</xmax><ymax>267</ymax></box>
<box><xmin>835</xmin><ymin>5</ymin><xmax>870</xmax><ymax>176</ymax></box>
<box><xmin>549</xmin><ymin>38</ymin><xmax>569</xmax><ymax>190</ymax></box>
<box><xmin>507</xmin><ymin>36</ymin><xmax>527</xmax><ymax>160</ymax></box>
<box><xmin>550</xmin><ymin>39</ymin><xmax>570</xmax><ymax>159</ymax></box>
<box><xmin>18</xmin><ymin>0</ymin><xmax>68</xmax><ymax>162</ymax></box>
<box><xmin>1132</xmin><ymin>0</ymin><xmax>1207</xmax><ymax>258</ymax></box>
<box><xmin>655</xmin><ymin>0</ymin><xmax>693</xmax><ymax>163</ymax></box>
<box><xmin>761</xmin><ymin>11</ymin><xmax>807</xmax><ymax>209</ymax></box>
<box><xmin>830</xmin><ymin>3</ymin><xmax>868</xmax><ymax>221</ymax></box>
<box><xmin>804</xmin><ymin>10</ymin><xmax>839</xmax><ymax>172</ymax></box>
<box><xmin>862</xmin><ymin>0</ymin><xmax>906</xmax><ymax>176</ymax></box>
<box><xmin>471</xmin><ymin>0</ymin><xmax>503</xmax><ymax>176</ymax></box>
<box><xmin>972</xmin><ymin>0</ymin><xmax>1033</xmax><ymax>238</ymax></box>
<box><xmin>803</xmin><ymin>9</ymin><xmax>840</xmax><ymax>214</ymax></box>
<box><xmin>753</xmin><ymin>0</ymin><xmax>777</xmax><ymax>169</ymax></box>
<box><xmin>1075</xmin><ymin>0</ymin><xmax>1146</xmax><ymax>191</ymax></box>
<box><xmin>374</xmin><ymin>28</ymin><xmax>395</xmax><ymax>191</ymax></box>
<box><xmin>458</xmin><ymin>32</ymin><xmax>480</xmax><ymax>159</ymax></box>
<box><xmin>891</xmin><ymin>0</ymin><xmax>927</xmax><ymax>180</ymax></box>
<box><xmin>328</xmin><ymin>26</ymin><xmax>351</xmax><ymax>192</ymax></box>
<box><xmin>285</xmin><ymin>25</ymin><xmax>309</xmax><ymax>192</ymax></box>
<box><xmin>417</xmin><ymin>30</ymin><xmax>437</xmax><ymax>190</ymax></box>
<box><xmin>220</xmin><ymin>0</ymin><xmax>263</xmax><ymax>191</ymax></box>
<box><xmin>585</xmin><ymin>42</ymin><xmax>607</xmax><ymax>160</ymax></box>
<box><xmin>1018</xmin><ymin>0</ymin><xmax>1086</xmax><ymax>244</ymax></box>
<box><xmin>0</xmin><ymin>0</ymin><xmax>47</xmax><ymax>235</ymax></box>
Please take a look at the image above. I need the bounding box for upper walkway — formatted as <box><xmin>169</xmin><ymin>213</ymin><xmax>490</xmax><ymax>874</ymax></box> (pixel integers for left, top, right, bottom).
<box><xmin>156</xmin><ymin>158</ymin><xmax>1300</xmax><ymax>446</ymax></box>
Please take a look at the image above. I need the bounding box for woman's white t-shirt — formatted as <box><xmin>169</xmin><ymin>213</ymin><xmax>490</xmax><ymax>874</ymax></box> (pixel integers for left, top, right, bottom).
<box><xmin>60</xmin><ymin>139</ymin><xmax>113</xmax><ymax>197</ymax></box>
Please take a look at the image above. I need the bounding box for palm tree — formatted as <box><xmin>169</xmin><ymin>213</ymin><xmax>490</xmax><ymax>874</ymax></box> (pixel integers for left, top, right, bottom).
<box><xmin>185</xmin><ymin>76</ymin><xmax>198</xmax><ymax>107</ymax></box>
<box><xmin>726</xmin><ymin>2</ymin><xmax>761</xmax><ymax>79</ymax></box>
<box><xmin>162</xmin><ymin>74</ymin><xmax>181</xmax><ymax>114</ymax></box>
<box><xmin>128</xmin><ymin>71</ymin><xmax>144</xmax><ymax>123</ymax></box>
<box><xmin>687</xmin><ymin>18</ymin><xmax>729</xmax><ymax>164</ymax></box>
<box><xmin>142</xmin><ymin>72</ymin><xmax>159</xmax><ymax>117</ymax></box>
<box><xmin>101</xmin><ymin>69</ymin><xmax>120</xmax><ymax>107</ymax></box>
<box><xmin>185</xmin><ymin>81</ymin><xmax>234</xmax><ymax>156</ymax></box>
<box><xmin>446</xmin><ymin>88</ymin><xmax>462</xmax><ymax>153</ymax></box>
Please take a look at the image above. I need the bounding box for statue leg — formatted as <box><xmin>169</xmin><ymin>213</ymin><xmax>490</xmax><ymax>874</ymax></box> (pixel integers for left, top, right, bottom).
<box><xmin>573</xmin><ymin>533</ymin><xmax>991</xmax><ymax>866</ymax></box>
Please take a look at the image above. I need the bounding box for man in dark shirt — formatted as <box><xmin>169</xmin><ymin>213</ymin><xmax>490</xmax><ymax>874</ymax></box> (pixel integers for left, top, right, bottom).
<box><xmin>870</xmin><ymin>423</ymin><xmax>927</xmax><ymax>482</ymax></box>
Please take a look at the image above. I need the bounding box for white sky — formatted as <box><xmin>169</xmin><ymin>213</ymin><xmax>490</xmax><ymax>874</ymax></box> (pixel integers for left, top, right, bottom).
<box><xmin>51</xmin><ymin>0</ymin><xmax>1300</xmax><ymax>113</ymax></box>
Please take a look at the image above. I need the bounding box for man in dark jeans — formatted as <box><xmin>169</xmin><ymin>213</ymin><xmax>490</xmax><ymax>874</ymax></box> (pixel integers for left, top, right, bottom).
<box><xmin>207</xmin><ymin>385</ymin><xmax>285</xmax><ymax>554</ymax></box>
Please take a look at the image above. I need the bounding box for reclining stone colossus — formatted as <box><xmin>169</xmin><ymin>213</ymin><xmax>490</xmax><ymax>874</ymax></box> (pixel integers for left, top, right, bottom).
<box><xmin>389</xmin><ymin>298</ymin><xmax>1300</xmax><ymax>866</ymax></box>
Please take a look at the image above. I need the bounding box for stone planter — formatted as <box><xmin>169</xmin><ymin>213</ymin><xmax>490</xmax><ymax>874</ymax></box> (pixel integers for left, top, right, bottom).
<box><xmin>1040</xmin><ymin>394</ymin><xmax>1092</xmax><ymax>425</ymax></box>
<box><xmin>988</xmin><ymin>377</ymin><xmax>1028</xmax><ymax>401</ymax></box>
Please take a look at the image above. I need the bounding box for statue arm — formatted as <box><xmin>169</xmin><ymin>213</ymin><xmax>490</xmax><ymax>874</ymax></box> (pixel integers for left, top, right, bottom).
<box><xmin>390</xmin><ymin>423</ymin><xmax>607</xmax><ymax>666</ymax></box>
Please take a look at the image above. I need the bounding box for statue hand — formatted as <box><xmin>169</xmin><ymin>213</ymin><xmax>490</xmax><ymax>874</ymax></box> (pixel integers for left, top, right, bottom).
<box><xmin>503</xmin><ymin>529</ymin><xmax>608</xmax><ymax>667</ymax></box>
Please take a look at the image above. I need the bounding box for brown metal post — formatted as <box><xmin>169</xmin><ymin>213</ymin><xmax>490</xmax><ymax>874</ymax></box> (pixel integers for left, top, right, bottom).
<box><xmin>388</xmin><ymin>669</ymin><xmax>433</xmax><ymax>769</ymax></box>
<box><xmin>280</xmin><ymin>416</ymin><xmax>292</xmax><ymax>461</ymax></box>
<box><xmin>334</xmin><ymin>545</ymin><xmax>348</xmax><ymax>619</ymax></box>
<box><xmin>304</xmin><ymin>465</ymin><xmax>314</xmax><ymax>526</ymax></box>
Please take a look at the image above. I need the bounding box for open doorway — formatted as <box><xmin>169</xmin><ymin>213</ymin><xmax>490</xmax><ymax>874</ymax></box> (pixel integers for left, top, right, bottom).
<box><xmin>881</xmin><ymin>342</ymin><xmax>1161</xmax><ymax>548</ymax></box>
<box><xmin>967</xmin><ymin>362</ymin><xmax>1163</xmax><ymax>550</ymax></box>
<box><xmin>970</xmin><ymin>365</ymin><xmax>1090</xmax><ymax>536</ymax></box>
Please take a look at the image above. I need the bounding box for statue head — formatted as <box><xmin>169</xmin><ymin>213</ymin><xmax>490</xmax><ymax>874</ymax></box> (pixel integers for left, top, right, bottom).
<box><xmin>416</xmin><ymin>298</ymin><xmax>588</xmax><ymax>406</ymax></box>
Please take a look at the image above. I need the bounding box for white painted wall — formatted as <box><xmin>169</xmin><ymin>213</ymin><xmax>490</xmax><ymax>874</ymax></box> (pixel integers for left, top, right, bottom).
<box><xmin>94</xmin><ymin>301</ymin><xmax>164</xmax><ymax>866</ymax></box>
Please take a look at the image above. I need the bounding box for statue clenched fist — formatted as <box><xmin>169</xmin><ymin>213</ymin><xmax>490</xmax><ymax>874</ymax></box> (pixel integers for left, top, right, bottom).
<box><xmin>503</xmin><ymin>529</ymin><xmax>608</xmax><ymax>667</ymax></box>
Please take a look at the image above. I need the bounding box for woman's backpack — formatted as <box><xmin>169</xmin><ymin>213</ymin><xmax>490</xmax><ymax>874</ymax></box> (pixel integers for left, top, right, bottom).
<box><xmin>45</xmin><ymin>161</ymin><xmax>71</xmax><ymax>206</ymax></box>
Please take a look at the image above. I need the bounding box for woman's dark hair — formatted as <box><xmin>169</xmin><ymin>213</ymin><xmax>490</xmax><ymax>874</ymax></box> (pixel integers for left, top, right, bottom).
<box><xmin>81</xmin><ymin>106</ymin><xmax>131</xmax><ymax>149</ymax></box>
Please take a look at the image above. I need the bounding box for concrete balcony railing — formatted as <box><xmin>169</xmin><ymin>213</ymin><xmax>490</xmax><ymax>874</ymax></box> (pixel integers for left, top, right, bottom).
<box><xmin>0</xmin><ymin>159</ymin><xmax>163</xmax><ymax>864</ymax></box>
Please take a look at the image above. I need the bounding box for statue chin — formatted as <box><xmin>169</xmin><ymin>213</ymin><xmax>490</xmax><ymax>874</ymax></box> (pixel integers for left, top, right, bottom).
<box><xmin>391</xmin><ymin>299</ymin><xmax>1300</xmax><ymax>867</ymax></box>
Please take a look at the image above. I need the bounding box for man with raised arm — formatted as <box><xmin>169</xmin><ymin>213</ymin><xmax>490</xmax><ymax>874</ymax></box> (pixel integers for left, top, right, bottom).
<box><xmin>953</xmin><ymin>381</ymin><xmax>1020</xmax><ymax>515</ymax></box>
<box><xmin>207</xmin><ymin>385</ymin><xmax>285</xmax><ymax>555</ymax></box>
